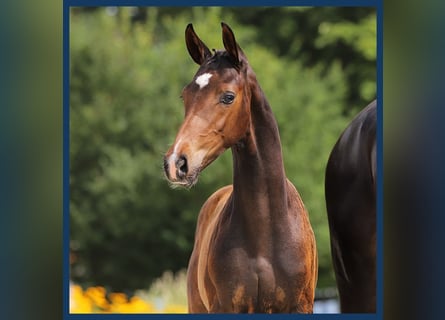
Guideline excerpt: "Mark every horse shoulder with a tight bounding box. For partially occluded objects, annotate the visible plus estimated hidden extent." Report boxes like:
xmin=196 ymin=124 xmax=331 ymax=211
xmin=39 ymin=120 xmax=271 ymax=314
xmin=187 ymin=185 xmax=233 ymax=312
xmin=194 ymin=185 xmax=233 ymax=243
xmin=191 ymin=184 xmax=233 ymax=268
xmin=284 ymin=179 xmax=318 ymax=295
xmin=285 ymin=179 xmax=307 ymax=216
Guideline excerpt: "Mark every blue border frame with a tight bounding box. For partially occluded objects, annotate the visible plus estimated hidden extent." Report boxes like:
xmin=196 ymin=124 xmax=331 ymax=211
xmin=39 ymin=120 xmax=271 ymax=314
xmin=63 ymin=1 xmax=383 ymax=319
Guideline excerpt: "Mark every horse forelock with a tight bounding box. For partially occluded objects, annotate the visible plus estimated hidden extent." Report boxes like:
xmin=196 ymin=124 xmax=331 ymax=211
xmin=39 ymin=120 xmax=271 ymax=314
xmin=199 ymin=50 xmax=245 ymax=72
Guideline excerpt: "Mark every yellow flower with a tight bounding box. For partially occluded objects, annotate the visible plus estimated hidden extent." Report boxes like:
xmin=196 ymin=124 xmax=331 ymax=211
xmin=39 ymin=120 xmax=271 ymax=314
xmin=109 ymin=292 xmax=127 ymax=305
xmin=127 ymin=296 xmax=156 ymax=313
xmin=69 ymin=283 xmax=187 ymax=313
xmin=70 ymin=284 xmax=93 ymax=313
xmin=85 ymin=286 xmax=109 ymax=310
xmin=163 ymin=304 xmax=188 ymax=313
xmin=108 ymin=294 xmax=156 ymax=313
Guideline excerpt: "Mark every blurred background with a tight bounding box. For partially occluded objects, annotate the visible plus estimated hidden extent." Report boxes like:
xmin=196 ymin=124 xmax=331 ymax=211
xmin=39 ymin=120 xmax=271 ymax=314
xmin=69 ymin=6 xmax=376 ymax=313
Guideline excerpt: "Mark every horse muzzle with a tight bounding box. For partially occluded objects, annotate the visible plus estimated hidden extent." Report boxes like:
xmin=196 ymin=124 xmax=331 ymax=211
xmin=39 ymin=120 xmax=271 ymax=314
xmin=163 ymin=153 xmax=199 ymax=188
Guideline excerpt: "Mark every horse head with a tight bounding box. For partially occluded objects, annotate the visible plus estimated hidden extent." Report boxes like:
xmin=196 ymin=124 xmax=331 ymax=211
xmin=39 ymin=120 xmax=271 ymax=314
xmin=164 ymin=23 xmax=253 ymax=188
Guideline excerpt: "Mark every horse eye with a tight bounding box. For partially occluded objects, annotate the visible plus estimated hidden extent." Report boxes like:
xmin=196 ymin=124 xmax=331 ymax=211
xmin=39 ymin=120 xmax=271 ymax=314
xmin=220 ymin=92 xmax=235 ymax=105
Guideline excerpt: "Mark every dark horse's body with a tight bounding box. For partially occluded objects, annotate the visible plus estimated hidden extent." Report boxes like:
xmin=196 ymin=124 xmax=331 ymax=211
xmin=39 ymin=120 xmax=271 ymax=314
xmin=164 ymin=23 xmax=317 ymax=313
xmin=325 ymin=100 xmax=376 ymax=312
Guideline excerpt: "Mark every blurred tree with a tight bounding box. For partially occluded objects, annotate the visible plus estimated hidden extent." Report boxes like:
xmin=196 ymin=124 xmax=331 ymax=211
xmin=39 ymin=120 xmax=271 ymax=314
xmin=72 ymin=6 xmax=376 ymax=113
xmin=70 ymin=7 xmax=235 ymax=292
xmin=223 ymin=7 xmax=376 ymax=114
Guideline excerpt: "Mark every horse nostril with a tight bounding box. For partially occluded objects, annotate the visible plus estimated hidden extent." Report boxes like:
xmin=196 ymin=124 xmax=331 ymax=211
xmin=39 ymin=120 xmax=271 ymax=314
xmin=176 ymin=155 xmax=188 ymax=178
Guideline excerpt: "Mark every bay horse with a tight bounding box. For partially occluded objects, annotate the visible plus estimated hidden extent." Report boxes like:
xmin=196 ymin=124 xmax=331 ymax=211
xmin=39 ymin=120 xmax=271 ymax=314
xmin=163 ymin=23 xmax=317 ymax=313
xmin=325 ymin=100 xmax=376 ymax=312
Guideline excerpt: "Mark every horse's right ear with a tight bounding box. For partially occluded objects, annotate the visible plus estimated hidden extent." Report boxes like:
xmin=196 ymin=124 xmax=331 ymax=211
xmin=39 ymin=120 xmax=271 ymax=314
xmin=185 ymin=24 xmax=211 ymax=65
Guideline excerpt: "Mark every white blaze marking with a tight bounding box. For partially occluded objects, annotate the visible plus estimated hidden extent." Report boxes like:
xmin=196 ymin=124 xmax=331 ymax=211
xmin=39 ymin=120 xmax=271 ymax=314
xmin=167 ymin=138 xmax=182 ymax=179
xmin=173 ymin=138 xmax=182 ymax=157
xmin=195 ymin=73 xmax=212 ymax=89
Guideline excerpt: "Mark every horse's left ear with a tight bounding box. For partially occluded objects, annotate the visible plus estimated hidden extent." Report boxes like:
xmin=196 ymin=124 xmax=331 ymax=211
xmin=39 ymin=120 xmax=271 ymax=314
xmin=221 ymin=22 xmax=242 ymax=66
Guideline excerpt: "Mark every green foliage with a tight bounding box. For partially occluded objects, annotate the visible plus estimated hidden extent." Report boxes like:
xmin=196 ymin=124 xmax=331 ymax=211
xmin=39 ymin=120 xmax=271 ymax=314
xmin=70 ymin=7 xmax=375 ymax=292
xmin=224 ymin=7 xmax=376 ymax=112
xmin=70 ymin=8 xmax=198 ymax=290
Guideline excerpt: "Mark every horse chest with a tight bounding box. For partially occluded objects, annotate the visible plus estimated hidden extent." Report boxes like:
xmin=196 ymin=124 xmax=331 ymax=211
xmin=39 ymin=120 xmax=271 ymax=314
xmin=205 ymin=234 xmax=302 ymax=312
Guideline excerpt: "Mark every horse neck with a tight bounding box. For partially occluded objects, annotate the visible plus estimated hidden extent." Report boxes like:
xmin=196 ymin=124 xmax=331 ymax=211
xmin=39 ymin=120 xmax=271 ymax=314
xmin=230 ymin=71 xmax=288 ymax=227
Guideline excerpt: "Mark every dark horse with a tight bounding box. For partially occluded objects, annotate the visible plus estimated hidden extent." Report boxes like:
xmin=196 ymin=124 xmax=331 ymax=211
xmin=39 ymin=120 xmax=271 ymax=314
xmin=325 ymin=100 xmax=376 ymax=312
xmin=163 ymin=23 xmax=317 ymax=313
